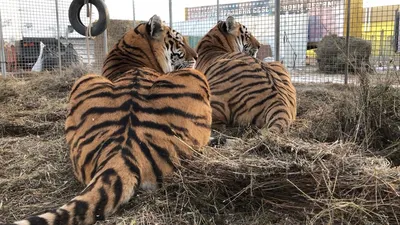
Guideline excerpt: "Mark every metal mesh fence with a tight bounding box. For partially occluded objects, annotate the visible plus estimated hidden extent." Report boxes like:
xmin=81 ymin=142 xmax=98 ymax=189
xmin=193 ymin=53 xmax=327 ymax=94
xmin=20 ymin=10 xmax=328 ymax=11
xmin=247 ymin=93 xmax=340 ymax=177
xmin=0 ymin=0 xmax=399 ymax=84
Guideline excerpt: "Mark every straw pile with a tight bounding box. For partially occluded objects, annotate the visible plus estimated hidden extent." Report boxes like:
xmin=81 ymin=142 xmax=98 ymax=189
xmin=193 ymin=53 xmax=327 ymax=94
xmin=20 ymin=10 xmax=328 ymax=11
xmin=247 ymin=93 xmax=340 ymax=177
xmin=0 ymin=69 xmax=399 ymax=224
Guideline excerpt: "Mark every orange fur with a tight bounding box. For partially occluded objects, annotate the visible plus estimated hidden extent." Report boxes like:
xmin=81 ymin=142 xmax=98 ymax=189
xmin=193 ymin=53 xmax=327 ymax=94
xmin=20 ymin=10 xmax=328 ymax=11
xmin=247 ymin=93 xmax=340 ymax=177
xmin=103 ymin=17 xmax=197 ymax=82
xmin=3 ymin=15 xmax=211 ymax=225
xmin=196 ymin=16 xmax=296 ymax=132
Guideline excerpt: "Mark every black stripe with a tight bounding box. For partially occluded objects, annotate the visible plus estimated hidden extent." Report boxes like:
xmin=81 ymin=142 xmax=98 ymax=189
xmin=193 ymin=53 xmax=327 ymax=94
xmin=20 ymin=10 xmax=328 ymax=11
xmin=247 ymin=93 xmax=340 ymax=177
xmin=121 ymin=39 xmax=158 ymax=70
xmin=248 ymin=92 xmax=279 ymax=112
xmin=174 ymin=72 xmax=209 ymax=91
xmin=93 ymin=187 xmax=108 ymax=221
xmin=146 ymin=92 xmax=205 ymax=101
xmin=231 ymin=96 xmax=256 ymax=121
xmin=210 ymin=69 xmax=263 ymax=87
xmin=122 ymin=155 xmax=141 ymax=179
xmin=53 ymin=208 xmax=70 ymax=225
xmin=72 ymin=200 xmax=89 ymax=225
xmin=235 ymin=81 xmax=269 ymax=92
xmin=27 ymin=217 xmax=49 ymax=225
xmin=212 ymin=60 xmax=250 ymax=77
xmin=268 ymin=109 xmax=290 ymax=125
xmin=153 ymin=80 xmax=186 ymax=88
xmin=137 ymin=120 xmax=179 ymax=137
xmin=121 ymin=147 xmax=138 ymax=162
xmin=251 ymin=108 xmax=265 ymax=125
xmin=100 ymin=168 xmax=117 ymax=185
xmin=79 ymin=101 xmax=131 ymax=122
xmin=91 ymin=145 xmax=121 ymax=179
xmin=82 ymin=136 xmax=124 ymax=176
xmin=134 ymin=104 xmax=206 ymax=120
xmin=71 ymin=91 xmax=133 ymax=116
xmin=79 ymin=137 xmax=111 ymax=182
xmin=73 ymin=83 xmax=114 ymax=99
xmin=211 ymin=100 xmax=229 ymax=123
xmin=208 ymin=61 xmax=250 ymax=83
xmin=128 ymin=128 xmax=163 ymax=184
xmin=95 ymin=153 xmax=119 ymax=177
xmin=81 ymin=168 xmax=115 ymax=196
xmin=227 ymin=86 xmax=253 ymax=105
xmin=134 ymin=23 xmax=144 ymax=34
xmin=229 ymin=90 xmax=259 ymax=111
xmin=263 ymin=99 xmax=284 ymax=117
xmin=268 ymin=120 xmax=284 ymax=132
xmin=73 ymin=83 xmax=131 ymax=100
xmin=113 ymin=176 xmax=123 ymax=208
xmin=212 ymin=84 xmax=237 ymax=96
xmin=204 ymin=59 xmax=231 ymax=79
xmin=147 ymin=141 xmax=175 ymax=168
xmin=69 ymin=76 xmax=98 ymax=99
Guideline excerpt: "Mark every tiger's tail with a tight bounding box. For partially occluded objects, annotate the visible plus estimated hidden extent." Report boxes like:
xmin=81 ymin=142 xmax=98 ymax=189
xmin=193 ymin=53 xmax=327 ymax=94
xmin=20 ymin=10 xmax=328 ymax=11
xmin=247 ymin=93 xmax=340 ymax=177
xmin=4 ymin=154 xmax=140 ymax=225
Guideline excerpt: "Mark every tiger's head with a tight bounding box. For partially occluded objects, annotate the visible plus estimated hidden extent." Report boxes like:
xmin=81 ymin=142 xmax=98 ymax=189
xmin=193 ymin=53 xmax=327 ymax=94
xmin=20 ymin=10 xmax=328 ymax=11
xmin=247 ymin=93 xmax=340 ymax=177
xmin=196 ymin=16 xmax=260 ymax=59
xmin=103 ymin=15 xmax=197 ymax=79
xmin=145 ymin=15 xmax=197 ymax=71
xmin=222 ymin=16 xmax=260 ymax=57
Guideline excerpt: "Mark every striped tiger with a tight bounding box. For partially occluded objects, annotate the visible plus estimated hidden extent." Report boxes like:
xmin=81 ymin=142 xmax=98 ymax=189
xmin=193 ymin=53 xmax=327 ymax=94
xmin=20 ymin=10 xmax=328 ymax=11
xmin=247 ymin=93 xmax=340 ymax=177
xmin=196 ymin=16 xmax=297 ymax=133
xmin=2 ymin=15 xmax=212 ymax=225
xmin=102 ymin=15 xmax=196 ymax=82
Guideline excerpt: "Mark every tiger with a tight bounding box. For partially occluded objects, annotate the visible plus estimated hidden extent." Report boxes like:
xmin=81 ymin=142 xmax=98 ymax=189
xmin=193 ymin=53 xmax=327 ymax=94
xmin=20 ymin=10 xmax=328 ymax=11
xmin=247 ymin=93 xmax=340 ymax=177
xmin=195 ymin=16 xmax=297 ymax=133
xmin=102 ymin=16 xmax=196 ymax=81
xmin=2 ymin=15 xmax=212 ymax=225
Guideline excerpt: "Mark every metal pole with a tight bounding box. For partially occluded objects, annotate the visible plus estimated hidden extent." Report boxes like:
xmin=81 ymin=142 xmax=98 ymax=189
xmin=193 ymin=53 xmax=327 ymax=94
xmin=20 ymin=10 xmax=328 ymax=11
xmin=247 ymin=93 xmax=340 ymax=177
xmin=0 ymin=10 xmax=6 ymax=77
xmin=274 ymin=0 xmax=280 ymax=62
xmin=344 ymin=0 xmax=351 ymax=85
xmin=132 ymin=0 xmax=136 ymax=27
xmin=169 ymin=0 xmax=172 ymax=28
xmin=55 ymin=0 xmax=62 ymax=75
xmin=217 ymin=0 xmax=220 ymax=22
xmin=103 ymin=29 xmax=108 ymax=55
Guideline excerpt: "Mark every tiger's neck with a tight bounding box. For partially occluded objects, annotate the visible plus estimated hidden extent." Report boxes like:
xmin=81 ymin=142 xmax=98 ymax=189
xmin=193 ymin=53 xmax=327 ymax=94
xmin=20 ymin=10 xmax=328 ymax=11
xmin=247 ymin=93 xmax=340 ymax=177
xmin=102 ymin=28 xmax=164 ymax=81
xmin=195 ymin=26 xmax=238 ymax=74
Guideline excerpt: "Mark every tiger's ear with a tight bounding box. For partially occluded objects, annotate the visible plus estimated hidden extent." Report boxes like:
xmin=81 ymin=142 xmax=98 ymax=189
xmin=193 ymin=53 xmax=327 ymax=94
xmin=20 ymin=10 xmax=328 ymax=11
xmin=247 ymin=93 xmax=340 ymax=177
xmin=225 ymin=16 xmax=237 ymax=33
xmin=147 ymin=15 xmax=164 ymax=38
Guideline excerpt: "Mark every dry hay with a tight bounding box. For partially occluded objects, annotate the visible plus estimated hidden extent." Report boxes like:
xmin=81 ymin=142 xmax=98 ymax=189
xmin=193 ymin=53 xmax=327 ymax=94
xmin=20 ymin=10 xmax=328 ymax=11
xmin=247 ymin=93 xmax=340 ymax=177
xmin=1 ymin=70 xmax=400 ymax=224
xmin=294 ymin=81 xmax=400 ymax=165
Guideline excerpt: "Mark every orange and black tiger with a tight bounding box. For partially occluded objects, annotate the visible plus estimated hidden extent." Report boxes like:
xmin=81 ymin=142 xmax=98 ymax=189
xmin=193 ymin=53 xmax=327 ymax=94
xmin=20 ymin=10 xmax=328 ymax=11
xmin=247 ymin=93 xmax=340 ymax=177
xmin=196 ymin=16 xmax=297 ymax=133
xmin=102 ymin=15 xmax=196 ymax=82
xmin=2 ymin=15 xmax=212 ymax=225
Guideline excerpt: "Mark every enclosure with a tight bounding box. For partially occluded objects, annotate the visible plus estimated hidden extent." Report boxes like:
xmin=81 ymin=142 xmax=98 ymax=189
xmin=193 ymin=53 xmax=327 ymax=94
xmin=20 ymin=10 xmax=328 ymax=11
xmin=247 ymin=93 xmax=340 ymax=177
xmin=1 ymin=0 xmax=400 ymax=83
xmin=0 ymin=0 xmax=400 ymax=224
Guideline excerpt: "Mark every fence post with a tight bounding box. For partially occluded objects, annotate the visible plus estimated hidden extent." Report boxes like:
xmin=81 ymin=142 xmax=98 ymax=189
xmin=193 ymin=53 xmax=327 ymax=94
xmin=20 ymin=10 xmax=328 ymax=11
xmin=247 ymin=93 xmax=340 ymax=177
xmin=102 ymin=0 xmax=108 ymax=55
xmin=169 ymin=0 xmax=172 ymax=28
xmin=344 ymin=0 xmax=351 ymax=84
xmin=103 ymin=29 xmax=108 ymax=55
xmin=55 ymin=0 xmax=62 ymax=75
xmin=132 ymin=0 xmax=136 ymax=28
xmin=0 ymin=10 xmax=6 ymax=77
xmin=274 ymin=0 xmax=280 ymax=62
xmin=217 ymin=0 xmax=220 ymax=22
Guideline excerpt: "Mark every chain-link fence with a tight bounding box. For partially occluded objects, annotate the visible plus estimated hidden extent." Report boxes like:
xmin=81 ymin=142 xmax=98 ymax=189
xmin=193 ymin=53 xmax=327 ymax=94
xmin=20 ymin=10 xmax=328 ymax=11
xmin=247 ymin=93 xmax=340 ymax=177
xmin=0 ymin=0 xmax=399 ymax=84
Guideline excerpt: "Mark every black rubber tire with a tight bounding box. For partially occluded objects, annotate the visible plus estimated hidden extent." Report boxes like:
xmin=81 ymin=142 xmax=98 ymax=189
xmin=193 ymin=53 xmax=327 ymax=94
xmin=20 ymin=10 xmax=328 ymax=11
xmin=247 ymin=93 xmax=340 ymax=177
xmin=68 ymin=0 xmax=110 ymax=36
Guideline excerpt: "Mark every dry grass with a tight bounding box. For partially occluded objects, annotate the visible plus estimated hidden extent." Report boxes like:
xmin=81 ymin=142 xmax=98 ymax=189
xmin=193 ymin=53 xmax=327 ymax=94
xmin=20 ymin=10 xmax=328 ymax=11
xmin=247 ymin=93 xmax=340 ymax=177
xmin=0 ymin=69 xmax=400 ymax=224
xmin=294 ymin=79 xmax=400 ymax=164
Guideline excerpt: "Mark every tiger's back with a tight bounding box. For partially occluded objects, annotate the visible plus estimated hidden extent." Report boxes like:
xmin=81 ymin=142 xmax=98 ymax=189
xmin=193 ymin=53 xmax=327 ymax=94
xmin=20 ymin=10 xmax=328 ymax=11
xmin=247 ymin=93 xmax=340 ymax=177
xmin=2 ymin=15 xmax=212 ymax=225
xmin=67 ymin=68 xmax=211 ymax=189
xmin=206 ymin=52 xmax=296 ymax=131
xmin=196 ymin=16 xmax=297 ymax=132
